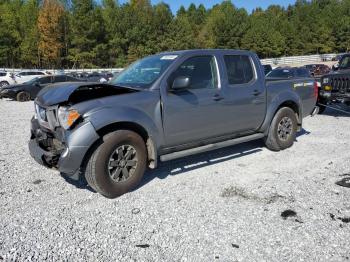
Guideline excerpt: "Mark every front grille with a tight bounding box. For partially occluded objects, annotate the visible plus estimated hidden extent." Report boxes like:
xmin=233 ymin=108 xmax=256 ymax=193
xmin=330 ymin=77 xmax=350 ymax=93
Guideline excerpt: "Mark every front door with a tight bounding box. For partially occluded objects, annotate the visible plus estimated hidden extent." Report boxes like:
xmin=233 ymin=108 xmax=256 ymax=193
xmin=161 ymin=55 xmax=227 ymax=147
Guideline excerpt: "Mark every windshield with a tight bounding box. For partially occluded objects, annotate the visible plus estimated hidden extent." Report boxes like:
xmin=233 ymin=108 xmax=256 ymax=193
xmin=339 ymin=56 xmax=350 ymax=69
xmin=110 ymin=54 xmax=178 ymax=88
xmin=266 ymin=68 xmax=293 ymax=78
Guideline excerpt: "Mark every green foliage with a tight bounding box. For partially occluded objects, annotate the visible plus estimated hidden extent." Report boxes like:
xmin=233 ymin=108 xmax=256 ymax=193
xmin=0 ymin=0 xmax=350 ymax=68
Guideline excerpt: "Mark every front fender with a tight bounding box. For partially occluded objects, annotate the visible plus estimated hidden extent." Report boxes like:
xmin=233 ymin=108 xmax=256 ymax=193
xmin=86 ymin=106 xmax=162 ymax=148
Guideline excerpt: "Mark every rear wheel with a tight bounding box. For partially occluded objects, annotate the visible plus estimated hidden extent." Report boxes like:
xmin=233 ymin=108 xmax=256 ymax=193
xmin=16 ymin=91 xmax=31 ymax=102
xmin=85 ymin=130 xmax=147 ymax=198
xmin=265 ymin=107 xmax=298 ymax=151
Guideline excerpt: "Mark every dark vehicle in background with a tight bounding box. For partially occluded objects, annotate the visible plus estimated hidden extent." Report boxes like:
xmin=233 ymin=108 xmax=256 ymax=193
xmin=263 ymin=64 xmax=273 ymax=75
xmin=304 ymin=64 xmax=331 ymax=77
xmin=0 ymin=75 xmax=80 ymax=102
xmin=28 ymin=49 xmax=318 ymax=198
xmin=319 ymin=54 xmax=350 ymax=113
xmin=332 ymin=54 xmax=346 ymax=62
xmin=266 ymin=67 xmax=311 ymax=80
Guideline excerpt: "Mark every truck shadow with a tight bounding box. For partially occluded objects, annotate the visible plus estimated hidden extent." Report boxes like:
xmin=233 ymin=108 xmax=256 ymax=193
xmin=141 ymin=140 xmax=264 ymax=185
xmin=137 ymin=128 xmax=309 ymax=189
xmin=62 ymin=128 xmax=310 ymax=193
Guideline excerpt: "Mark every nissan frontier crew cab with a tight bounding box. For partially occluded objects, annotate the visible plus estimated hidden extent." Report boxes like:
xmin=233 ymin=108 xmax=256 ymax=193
xmin=29 ymin=50 xmax=318 ymax=198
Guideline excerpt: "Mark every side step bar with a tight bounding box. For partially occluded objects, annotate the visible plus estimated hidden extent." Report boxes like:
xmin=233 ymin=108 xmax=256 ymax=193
xmin=160 ymin=133 xmax=265 ymax=162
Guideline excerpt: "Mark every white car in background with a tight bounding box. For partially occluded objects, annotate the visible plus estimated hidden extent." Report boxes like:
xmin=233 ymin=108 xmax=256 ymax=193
xmin=14 ymin=71 xmax=47 ymax=84
xmin=0 ymin=72 xmax=16 ymax=87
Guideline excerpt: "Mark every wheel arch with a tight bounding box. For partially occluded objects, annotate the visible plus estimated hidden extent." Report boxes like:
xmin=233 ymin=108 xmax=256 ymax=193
xmin=275 ymin=100 xmax=301 ymax=123
xmin=260 ymin=96 xmax=302 ymax=135
xmin=82 ymin=121 xmax=158 ymax=171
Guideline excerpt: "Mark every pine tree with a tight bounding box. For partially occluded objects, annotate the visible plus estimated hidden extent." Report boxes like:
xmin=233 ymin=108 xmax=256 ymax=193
xmin=37 ymin=0 xmax=65 ymax=68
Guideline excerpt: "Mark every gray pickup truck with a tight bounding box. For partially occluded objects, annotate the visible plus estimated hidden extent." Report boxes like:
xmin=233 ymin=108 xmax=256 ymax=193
xmin=29 ymin=50 xmax=318 ymax=198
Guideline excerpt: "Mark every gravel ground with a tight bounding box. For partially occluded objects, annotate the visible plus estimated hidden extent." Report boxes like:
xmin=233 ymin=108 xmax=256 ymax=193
xmin=0 ymin=99 xmax=350 ymax=262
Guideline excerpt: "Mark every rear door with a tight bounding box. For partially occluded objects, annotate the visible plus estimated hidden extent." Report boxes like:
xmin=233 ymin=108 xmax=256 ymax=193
xmin=219 ymin=54 xmax=266 ymax=132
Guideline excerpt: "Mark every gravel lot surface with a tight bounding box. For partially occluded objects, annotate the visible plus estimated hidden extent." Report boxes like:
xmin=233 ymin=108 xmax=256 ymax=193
xmin=0 ymin=99 xmax=350 ymax=262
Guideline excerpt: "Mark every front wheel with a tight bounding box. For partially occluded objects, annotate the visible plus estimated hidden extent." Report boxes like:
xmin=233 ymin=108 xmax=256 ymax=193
xmin=85 ymin=130 xmax=147 ymax=198
xmin=265 ymin=107 xmax=298 ymax=151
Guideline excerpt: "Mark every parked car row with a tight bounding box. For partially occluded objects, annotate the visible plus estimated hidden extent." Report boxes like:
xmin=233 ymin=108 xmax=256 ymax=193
xmin=0 ymin=71 xmax=47 ymax=87
xmin=65 ymin=71 xmax=116 ymax=83
xmin=0 ymin=75 xmax=80 ymax=101
xmin=0 ymin=70 xmax=120 ymax=88
xmin=0 ymin=70 xmax=121 ymax=101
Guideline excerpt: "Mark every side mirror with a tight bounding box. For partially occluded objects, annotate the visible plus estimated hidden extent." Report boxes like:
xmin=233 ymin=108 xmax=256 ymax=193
xmin=172 ymin=76 xmax=190 ymax=90
xmin=35 ymin=82 xmax=41 ymax=86
xmin=332 ymin=64 xmax=339 ymax=71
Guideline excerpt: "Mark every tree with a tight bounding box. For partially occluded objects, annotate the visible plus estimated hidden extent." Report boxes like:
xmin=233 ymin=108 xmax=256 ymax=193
xmin=69 ymin=0 xmax=106 ymax=68
xmin=37 ymin=0 xmax=65 ymax=68
xmin=204 ymin=1 xmax=248 ymax=49
xmin=19 ymin=0 xmax=40 ymax=67
xmin=0 ymin=0 xmax=22 ymax=67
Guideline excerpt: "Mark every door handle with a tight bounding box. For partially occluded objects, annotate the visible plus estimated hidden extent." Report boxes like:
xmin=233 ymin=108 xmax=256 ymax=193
xmin=213 ymin=94 xmax=224 ymax=101
xmin=253 ymin=90 xmax=262 ymax=96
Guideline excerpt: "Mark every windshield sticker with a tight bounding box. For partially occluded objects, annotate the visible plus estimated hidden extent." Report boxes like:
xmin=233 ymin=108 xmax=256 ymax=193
xmin=160 ymin=55 xmax=178 ymax=60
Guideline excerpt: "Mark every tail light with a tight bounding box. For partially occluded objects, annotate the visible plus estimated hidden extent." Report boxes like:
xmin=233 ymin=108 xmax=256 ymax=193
xmin=314 ymin=81 xmax=319 ymax=99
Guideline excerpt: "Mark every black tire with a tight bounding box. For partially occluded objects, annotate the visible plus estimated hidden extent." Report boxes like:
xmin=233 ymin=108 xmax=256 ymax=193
xmin=317 ymin=98 xmax=327 ymax=114
xmin=317 ymin=104 xmax=326 ymax=114
xmin=85 ymin=130 xmax=147 ymax=198
xmin=0 ymin=81 xmax=9 ymax=88
xmin=265 ymin=107 xmax=298 ymax=152
xmin=16 ymin=91 xmax=31 ymax=102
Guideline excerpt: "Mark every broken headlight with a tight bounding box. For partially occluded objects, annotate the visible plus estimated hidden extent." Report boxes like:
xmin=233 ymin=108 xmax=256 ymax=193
xmin=57 ymin=106 xmax=81 ymax=130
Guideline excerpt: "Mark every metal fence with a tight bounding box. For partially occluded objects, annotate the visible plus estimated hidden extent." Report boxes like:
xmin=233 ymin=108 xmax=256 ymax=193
xmin=260 ymin=53 xmax=337 ymax=66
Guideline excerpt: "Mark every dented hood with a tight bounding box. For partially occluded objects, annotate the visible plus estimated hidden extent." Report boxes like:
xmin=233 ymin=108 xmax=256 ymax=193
xmin=36 ymin=82 xmax=138 ymax=106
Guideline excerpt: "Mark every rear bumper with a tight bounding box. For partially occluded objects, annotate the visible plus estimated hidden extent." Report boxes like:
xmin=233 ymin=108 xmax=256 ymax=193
xmin=28 ymin=118 xmax=100 ymax=178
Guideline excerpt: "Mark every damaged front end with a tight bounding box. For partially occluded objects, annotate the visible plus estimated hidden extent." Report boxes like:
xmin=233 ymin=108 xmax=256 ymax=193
xmin=29 ymin=82 xmax=138 ymax=179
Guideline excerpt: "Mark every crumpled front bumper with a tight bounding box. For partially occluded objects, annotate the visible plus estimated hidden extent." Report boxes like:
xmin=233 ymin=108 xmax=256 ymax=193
xmin=28 ymin=117 xmax=100 ymax=179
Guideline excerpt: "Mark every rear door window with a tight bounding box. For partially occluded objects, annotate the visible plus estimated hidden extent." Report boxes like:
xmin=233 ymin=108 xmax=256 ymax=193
xmin=53 ymin=76 xmax=67 ymax=82
xmin=38 ymin=77 xmax=51 ymax=84
xmin=224 ymin=55 xmax=255 ymax=85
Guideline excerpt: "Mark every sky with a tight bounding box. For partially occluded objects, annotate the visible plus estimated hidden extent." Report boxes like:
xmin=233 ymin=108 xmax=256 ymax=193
xmin=119 ymin=0 xmax=297 ymax=13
